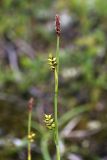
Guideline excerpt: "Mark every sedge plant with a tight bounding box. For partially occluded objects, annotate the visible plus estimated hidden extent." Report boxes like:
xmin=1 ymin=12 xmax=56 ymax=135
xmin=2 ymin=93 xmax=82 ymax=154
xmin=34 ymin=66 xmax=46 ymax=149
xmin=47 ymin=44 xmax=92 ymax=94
xmin=27 ymin=98 xmax=35 ymax=160
xmin=27 ymin=15 xmax=61 ymax=160
xmin=44 ymin=15 xmax=61 ymax=160
xmin=54 ymin=15 xmax=61 ymax=160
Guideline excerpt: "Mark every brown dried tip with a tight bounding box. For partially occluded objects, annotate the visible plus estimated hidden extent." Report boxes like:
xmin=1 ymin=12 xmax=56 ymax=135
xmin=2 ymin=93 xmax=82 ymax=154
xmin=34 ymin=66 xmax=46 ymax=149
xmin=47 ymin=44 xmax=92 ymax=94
xmin=28 ymin=97 xmax=34 ymax=111
xmin=55 ymin=15 xmax=61 ymax=36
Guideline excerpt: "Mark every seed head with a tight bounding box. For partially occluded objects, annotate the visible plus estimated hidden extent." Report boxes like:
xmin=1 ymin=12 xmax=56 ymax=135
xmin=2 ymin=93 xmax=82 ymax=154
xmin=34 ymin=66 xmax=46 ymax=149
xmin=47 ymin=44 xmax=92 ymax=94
xmin=55 ymin=15 xmax=61 ymax=36
xmin=28 ymin=97 xmax=34 ymax=111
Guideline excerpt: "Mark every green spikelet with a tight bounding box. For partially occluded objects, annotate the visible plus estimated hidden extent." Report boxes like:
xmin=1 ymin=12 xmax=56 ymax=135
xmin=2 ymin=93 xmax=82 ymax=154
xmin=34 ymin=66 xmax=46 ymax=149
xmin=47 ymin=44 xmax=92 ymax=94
xmin=48 ymin=54 xmax=57 ymax=71
xmin=28 ymin=132 xmax=36 ymax=142
xmin=44 ymin=114 xmax=55 ymax=130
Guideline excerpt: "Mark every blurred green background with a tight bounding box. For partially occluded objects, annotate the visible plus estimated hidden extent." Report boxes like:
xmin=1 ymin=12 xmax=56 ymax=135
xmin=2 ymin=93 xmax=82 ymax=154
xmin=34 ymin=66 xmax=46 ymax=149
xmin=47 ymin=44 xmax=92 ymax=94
xmin=0 ymin=0 xmax=107 ymax=159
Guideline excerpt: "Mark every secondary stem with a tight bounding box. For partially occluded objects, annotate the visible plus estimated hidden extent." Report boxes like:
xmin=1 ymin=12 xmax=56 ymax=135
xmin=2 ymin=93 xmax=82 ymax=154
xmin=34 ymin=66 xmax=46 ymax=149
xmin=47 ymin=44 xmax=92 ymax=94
xmin=54 ymin=36 xmax=60 ymax=160
xmin=28 ymin=111 xmax=32 ymax=160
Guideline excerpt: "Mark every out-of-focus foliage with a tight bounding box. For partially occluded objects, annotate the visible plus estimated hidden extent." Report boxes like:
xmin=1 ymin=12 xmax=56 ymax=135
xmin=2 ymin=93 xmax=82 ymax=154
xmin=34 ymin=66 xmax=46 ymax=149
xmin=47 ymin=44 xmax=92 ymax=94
xmin=0 ymin=0 xmax=107 ymax=160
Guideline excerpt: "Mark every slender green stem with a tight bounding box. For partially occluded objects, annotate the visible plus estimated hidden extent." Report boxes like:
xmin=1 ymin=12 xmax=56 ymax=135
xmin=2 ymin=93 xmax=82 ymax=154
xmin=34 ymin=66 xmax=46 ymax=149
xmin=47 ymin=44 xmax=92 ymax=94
xmin=54 ymin=36 xmax=60 ymax=160
xmin=28 ymin=111 xmax=32 ymax=160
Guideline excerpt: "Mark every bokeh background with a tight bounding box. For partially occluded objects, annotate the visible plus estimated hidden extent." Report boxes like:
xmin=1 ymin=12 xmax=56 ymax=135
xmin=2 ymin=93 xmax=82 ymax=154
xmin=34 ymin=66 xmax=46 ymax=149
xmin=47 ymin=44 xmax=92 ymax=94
xmin=0 ymin=0 xmax=107 ymax=160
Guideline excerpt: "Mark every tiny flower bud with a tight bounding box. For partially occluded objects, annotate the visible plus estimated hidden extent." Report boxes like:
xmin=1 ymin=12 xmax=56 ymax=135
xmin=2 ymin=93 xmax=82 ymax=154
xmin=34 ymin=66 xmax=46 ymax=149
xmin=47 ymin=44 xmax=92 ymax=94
xmin=28 ymin=132 xmax=36 ymax=142
xmin=51 ymin=123 xmax=55 ymax=128
xmin=28 ymin=97 xmax=34 ymax=111
xmin=55 ymin=15 xmax=61 ymax=36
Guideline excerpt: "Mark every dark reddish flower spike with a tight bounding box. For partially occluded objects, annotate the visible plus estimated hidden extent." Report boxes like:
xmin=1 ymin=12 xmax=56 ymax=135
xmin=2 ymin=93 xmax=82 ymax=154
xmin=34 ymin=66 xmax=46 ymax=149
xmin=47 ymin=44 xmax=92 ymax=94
xmin=28 ymin=97 xmax=34 ymax=111
xmin=55 ymin=15 xmax=61 ymax=36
